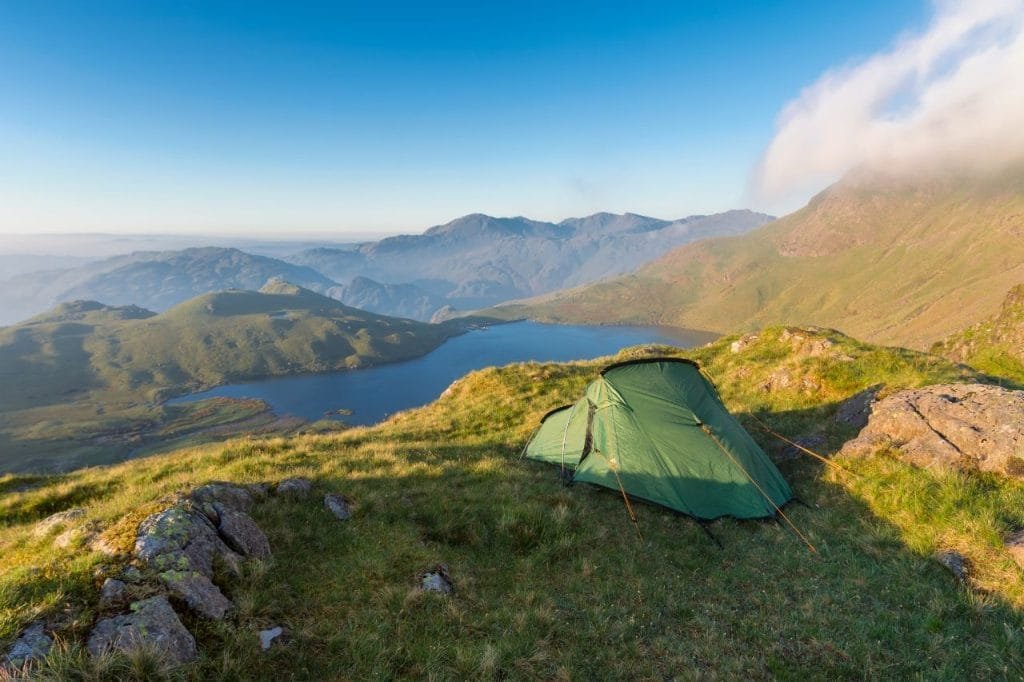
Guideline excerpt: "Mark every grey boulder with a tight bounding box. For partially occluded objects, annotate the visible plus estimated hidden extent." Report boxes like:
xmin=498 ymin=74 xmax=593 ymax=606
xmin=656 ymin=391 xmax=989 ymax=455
xmin=159 ymin=570 xmax=233 ymax=620
xmin=32 ymin=508 xmax=85 ymax=538
xmin=87 ymin=596 xmax=197 ymax=665
xmin=934 ymin=550 xmax=969 ymax=581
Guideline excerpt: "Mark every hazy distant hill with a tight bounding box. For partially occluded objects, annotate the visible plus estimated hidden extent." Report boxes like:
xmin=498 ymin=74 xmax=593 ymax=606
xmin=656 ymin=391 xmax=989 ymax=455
xmin=0 ymin=254 xmax=97 ymax=279
xmin=0 ymin=247 xmax=343 ymax=326
xmin=286 ymin=210 xmax=773 ymax=315
xmin=0 ymin=282 xmax=464 ymax=471
xmin=334 ymin=276 xmax=447 ymax=321
xmin=491 ymin=167 xmax=1024 ymax=349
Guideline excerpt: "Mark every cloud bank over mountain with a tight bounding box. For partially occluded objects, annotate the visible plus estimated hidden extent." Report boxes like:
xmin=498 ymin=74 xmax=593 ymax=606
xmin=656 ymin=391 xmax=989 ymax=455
xmin=753 ymin=0 xmax=1024 ymax=202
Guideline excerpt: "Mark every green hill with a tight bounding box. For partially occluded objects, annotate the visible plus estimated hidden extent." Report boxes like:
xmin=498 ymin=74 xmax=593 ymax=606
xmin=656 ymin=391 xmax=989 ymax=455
xmin=933 ymin=283 xmax=1024 ymax=383
xmin=0 ymin=283 xmax=463 ymax=473
xmin=491 ymin=166 xmax=1024 ymax=349
xmin=8 ymin=328 xmax=1024 ymax=678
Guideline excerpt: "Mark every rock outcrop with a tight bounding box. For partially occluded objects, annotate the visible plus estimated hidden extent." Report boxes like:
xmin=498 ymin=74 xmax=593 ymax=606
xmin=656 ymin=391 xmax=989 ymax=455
xmin=87 ymin=596 xmax=197 ymax=665
xmin=36 ymin=478 xmax=350 ymax=670
xmin=134 ymin=505 xmax=242 ymax=619
xmin=839 ymin=384 xmax=1024 ymax=477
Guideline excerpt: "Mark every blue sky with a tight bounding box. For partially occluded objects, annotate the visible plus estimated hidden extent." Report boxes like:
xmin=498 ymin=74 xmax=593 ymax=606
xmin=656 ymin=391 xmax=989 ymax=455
xmin=0 ymin=1 xmax=928 ymax=235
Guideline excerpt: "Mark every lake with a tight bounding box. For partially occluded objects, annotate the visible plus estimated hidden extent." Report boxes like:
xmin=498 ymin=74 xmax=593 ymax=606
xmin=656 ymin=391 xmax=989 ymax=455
xmin=168 ymin=321 xmax=716 ymax=425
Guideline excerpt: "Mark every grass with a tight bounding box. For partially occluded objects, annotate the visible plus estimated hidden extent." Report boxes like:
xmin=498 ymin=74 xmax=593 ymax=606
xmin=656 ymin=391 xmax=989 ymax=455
xmin=3 ymin=326 xmax=1024 ymax=678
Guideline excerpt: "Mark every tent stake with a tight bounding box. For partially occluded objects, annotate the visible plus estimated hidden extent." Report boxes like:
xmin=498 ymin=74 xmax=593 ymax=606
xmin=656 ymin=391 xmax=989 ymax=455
xmin=698 ymin=522 xmax=724 ymax=549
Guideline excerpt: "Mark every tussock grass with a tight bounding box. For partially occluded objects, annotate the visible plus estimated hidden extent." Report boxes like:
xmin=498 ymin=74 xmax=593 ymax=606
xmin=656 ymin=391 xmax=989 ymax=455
xmin=3 ymin=327 xmax=1024 ymax=677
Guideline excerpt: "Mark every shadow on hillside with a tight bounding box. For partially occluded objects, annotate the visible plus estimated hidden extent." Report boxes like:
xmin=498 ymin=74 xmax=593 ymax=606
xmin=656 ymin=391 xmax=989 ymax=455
xmin=7 ymin=430 xmax=1024 ymax=677
xmin=254 ymin=434 xmax=1024 ymax=676
xmin=0 ymin=477 xmax=122 ymax=526
xmin=976 ymin=371 xmax=1024 ymax=391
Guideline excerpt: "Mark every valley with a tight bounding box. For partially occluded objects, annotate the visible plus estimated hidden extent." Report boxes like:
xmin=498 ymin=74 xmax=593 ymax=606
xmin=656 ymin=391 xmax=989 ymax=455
xmin=0 ymin=282 xmax=468 ymax=472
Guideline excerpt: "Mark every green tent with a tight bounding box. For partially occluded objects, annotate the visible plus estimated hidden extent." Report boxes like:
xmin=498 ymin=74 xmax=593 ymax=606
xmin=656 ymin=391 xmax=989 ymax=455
xmin=525 ymin=358 xmax=792 ymax=521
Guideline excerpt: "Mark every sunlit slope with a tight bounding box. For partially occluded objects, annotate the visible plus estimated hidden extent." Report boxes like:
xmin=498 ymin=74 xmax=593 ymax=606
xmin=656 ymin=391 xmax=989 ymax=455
xmin=8 ymin=328 xmax=1024 ymax=678
xmin=493 ymin=167 xmax=1024 ymax=349
xmin=934 ymin=283 xmax=1024 ymax=382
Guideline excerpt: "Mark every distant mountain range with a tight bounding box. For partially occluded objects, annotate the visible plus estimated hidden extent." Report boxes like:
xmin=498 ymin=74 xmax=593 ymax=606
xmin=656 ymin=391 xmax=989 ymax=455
xmin=489 ymin=166 xmax=1024 ymax=349
xmin=0 ymin=210 xmax=771 ymax=325
xmin=285 ymin=210 xmax=773 ymax=313
xmin=0 ymin=247 xmax=342 ymax=326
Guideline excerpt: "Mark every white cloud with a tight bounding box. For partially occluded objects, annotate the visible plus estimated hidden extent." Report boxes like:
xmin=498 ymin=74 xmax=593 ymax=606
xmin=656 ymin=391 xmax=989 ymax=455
xmin=752 ymin=0 xmax=1024 ymax=202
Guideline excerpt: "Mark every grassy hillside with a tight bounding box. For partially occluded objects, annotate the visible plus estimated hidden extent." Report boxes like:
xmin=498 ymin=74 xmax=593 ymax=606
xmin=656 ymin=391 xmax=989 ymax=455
xmin=0 ymin=283 xmax=463 ymax=473
xmin=9 ymin=328 xmax=1024 ymax=678
xmin=492 ymin=167 xmax=1024 ymax=349
xmin=934 ymin=283 xmax=1024 ymax=384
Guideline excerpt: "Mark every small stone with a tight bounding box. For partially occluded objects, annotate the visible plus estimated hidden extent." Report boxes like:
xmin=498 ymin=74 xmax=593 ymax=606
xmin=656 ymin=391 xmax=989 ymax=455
xmin=89 ymin=533 xmax=122 ymax=557
xmin=324 ymin=493 xmax=352 ymax=521
xmin=32 ymin=508 xmax=85 ymax=537
xmin=215 ymin=504 xmax=271 ymax=559
xmin=276 ymin=478 xmax=312 ymax=499
xmin=934 ymin=550 xmax=968 ymax=581
xmin=259 ymin=626 xmax=285 ymax=651
xmin=87 ymin=596 xmax=196 ymax=665
xmin=99 ymin=578 xmax=129 ymax=609
xmin=2 ymin=622 xmax=52 ymax=669
xmin=420 ymin=565 xmax=453 ymax=594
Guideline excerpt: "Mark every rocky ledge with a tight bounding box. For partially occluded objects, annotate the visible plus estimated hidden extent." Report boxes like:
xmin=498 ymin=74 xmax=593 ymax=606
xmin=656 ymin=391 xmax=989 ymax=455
xmin=839 ymin=383 xmax=1024 ymax=477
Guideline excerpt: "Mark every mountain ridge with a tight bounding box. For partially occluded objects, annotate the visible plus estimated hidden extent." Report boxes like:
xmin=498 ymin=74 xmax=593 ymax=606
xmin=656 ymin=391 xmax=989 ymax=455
xmin=488 ymin=167 xmax=1024 ymax=349
xmin=285 ymin=209 xmax=774 ymax=316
